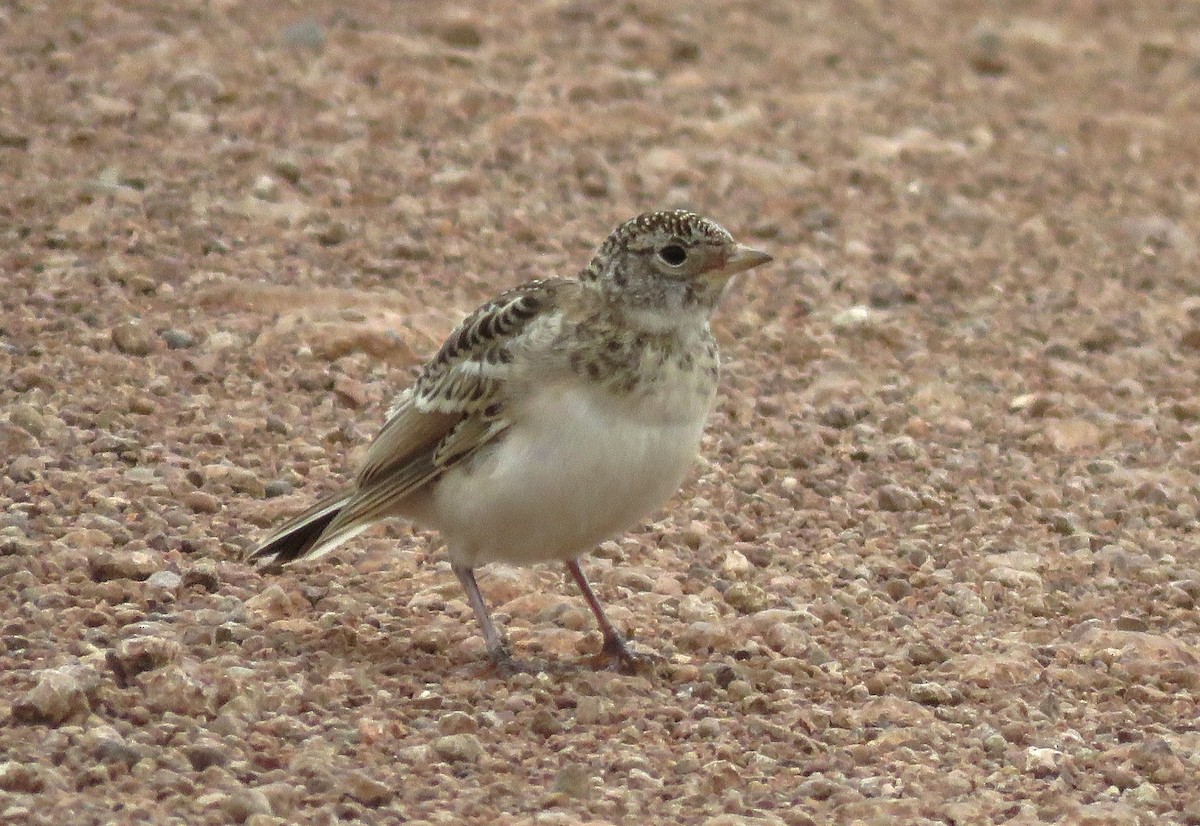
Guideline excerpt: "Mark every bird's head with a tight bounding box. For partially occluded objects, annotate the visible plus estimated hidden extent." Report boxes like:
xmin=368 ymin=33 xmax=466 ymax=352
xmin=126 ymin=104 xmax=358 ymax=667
xmin=582 ymin=210 xmax=772 ymax=329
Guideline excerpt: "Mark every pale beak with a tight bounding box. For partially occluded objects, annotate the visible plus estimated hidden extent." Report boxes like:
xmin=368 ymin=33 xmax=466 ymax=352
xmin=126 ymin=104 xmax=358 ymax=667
xmin=713 ymin=244 xmax=773 ymax=279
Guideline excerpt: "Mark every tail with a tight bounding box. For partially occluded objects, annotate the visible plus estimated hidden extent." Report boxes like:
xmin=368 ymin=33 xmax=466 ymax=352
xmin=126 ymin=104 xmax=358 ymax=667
xmin=248 ymin=489 xmax=363 ymax=567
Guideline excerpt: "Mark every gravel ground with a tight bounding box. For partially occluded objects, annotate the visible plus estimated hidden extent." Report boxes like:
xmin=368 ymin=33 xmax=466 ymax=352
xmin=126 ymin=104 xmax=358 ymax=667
xmin=4 ymin=1 xmax=1200 ymax=824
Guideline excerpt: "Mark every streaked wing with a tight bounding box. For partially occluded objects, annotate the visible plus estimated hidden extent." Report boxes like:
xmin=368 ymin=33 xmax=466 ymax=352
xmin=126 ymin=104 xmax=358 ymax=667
xmin=355 ymin=278 xmax=567 ymax=490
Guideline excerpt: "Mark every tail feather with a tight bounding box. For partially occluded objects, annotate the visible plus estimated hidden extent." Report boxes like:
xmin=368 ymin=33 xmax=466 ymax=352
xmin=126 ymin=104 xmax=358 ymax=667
xmin=248 ymin=490 xmax=354 ymax=566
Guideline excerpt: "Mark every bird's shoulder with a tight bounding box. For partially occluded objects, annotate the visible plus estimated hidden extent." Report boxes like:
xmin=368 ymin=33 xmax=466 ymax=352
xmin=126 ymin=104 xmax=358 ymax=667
xmin=395 ymin=277 xmax=578 ymax=417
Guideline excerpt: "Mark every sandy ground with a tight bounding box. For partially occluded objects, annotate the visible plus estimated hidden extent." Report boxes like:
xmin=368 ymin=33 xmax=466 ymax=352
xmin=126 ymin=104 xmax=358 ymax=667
xmin=3 ymin=0 xmax=1200 ymax=823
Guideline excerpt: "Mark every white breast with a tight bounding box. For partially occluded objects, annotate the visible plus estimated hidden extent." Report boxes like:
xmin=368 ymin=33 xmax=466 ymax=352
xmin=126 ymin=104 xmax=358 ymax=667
xmin=427 ymin=377 xmax=714 ymax=567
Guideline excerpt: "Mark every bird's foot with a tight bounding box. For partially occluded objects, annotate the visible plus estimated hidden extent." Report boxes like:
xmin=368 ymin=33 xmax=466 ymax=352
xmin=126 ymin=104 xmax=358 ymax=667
xmin=487 ymin=645 xmax=538 ymax=677
xmin=592 ymin=634 xmax=658 ymax=674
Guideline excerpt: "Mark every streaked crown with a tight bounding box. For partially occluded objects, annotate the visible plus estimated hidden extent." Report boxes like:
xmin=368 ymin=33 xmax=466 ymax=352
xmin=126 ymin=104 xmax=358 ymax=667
xmin=580 ymin=210 xmax=772 ymax=316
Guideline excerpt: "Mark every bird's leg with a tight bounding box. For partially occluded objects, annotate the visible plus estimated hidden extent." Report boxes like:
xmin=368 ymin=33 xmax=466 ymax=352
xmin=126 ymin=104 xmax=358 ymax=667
xmin=452 ymin=563 xmax=522 ymax=674
xmin=565 ymin=559 xmax=653 ymax=673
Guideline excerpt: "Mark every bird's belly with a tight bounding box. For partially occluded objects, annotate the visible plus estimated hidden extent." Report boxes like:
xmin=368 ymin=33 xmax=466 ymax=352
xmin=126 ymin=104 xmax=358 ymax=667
xmin=428 ymin=383 xmax=710 ymax=566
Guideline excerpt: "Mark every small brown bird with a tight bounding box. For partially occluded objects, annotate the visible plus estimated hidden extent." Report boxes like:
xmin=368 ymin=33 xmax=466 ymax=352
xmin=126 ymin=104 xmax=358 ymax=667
xmin=249 ymin=210 xmax=771 ymax=672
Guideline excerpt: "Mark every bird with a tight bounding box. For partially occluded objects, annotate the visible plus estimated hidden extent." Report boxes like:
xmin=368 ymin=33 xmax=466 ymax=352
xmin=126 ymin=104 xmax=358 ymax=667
xmin=248 ymin=209 xmax=772 ymax=673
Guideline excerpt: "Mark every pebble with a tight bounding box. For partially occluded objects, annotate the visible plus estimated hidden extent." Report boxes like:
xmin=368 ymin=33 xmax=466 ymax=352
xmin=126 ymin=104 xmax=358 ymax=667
xmin=111 ymin=320 xmax=154 ymax=356
xmin=182 ymin=561 xmax=220 ymax=592
xmin=7 ymin=404 xmax=46 ymax=437
xmin=12 ymin=666 xmax=91 ymax=725
xmin=146 ymin=569 xmax=182 ymax=593
xmin=877 ymin=483 xmax=922 ymax=512
xmin=344 ymin=772 xmax=392 ymax=806
xmin=280 ymin=19 xmax=325 ymax=50
xmin=432 ymin=734 xmax=484 ymax=763
xmin=264 ymin=479 xmax=293 ymax=498
xmin=185 ymin=741 xmax=231 ymax=771
xmin=438 ymin=711 xmax=477 ymax=734
xmin=441 ymin=21 xmax=483 ymax=49
xmin=551 ymin=764 xmax=591 ymax=797
xmin=183 ymin=490 xmax=222 ymax=514
xmin=7 ymin=455 xmax=41 ymax=482
xmin=221 ymin=788 xmax=273 ymax=823
xmin=89 ymin=550 xmax=160 ymax=581
xmin=111 ymin=635 xmax=183 ymax=677
xmin=271 ymin=153 xmax=302 ymax=184
xmin=244 ymin=585 xmax=304 ymax=621
xmin=967 ymin=23 xmax=1008 ymax=75
xmin=819 ymin=402 xmax=859 ymax=429
xmin=161 ymin=329 xmax=196 ymax=349
xmin=909 ymin=681 xmax=961 ymax=706
xmin=0 ymin=761 xmax=47 ymax=793
xmin=722 ymin=582 xmax=770 ymax=614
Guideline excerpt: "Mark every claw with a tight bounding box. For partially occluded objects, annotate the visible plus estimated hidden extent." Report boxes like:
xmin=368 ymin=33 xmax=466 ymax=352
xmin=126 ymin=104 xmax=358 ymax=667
xmin=593 ymin=634 xmax=658 ymax=674
xmin=488 ymin=645 xmax=538 ymax=676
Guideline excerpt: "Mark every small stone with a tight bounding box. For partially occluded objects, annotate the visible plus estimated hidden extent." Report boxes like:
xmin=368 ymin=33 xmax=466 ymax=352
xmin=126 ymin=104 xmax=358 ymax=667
xmin=141 ymin=664 xmax=208 ymax=715
xmin=0 ymin=762 xmax=45 ymax=793
xmin=182 ymin=561 xmax=220 ymax=592
xmin=7 ymin=455 xmax=41 ymax=482
xmin=111 ymin=635 xmax=182 ymax=677
xmin=204 ymin=330 xmax=240 ymax=352
xmin=222 ymin=788 xmax=273 ymax=823
xmin=883 ymin=577 xmax=914 ymax=600
xmin=89 ymin=549 xmax=159 ymax=581
xmin=726 ymin=679 xmax=755 ymax=701
xmin=252 ymin=174 xmax=280 ymax=201
xmin=185 ymin=741 xmax=231 ymax=771
xmin=438 ymin=711 xmax=477 ymax=734
xmin=723 ymin=582 xmax=770 ymax=614
xmin=264 ymin=479 xmax=293 ymax=498
xmin=530 ymin=709 xmax=562 ymax=737
xmin=1080 ymin=323 xmax=1121 ymax=352
xmin=830 ymin=305 xmax=877 ymax=330
xmin=344 ymin=772 xmax=392 ymax=806
xmin=7 ymin=404 xmax=46 ymax=437
xmin=183 ymin=491 xmax=221 ymax=514
xmin=313 ymin=220 xmax=349 ymax=246
xmin=967 ymin=23 xmax=1008 ymax=75
xmin=574 ymin=696 xmax=604 ymax=725
xmin=271 ymin=153 xmax=303 ymax=185
xmin=678 ymin=595 xmax=721 ymax=624
xmin=162 ymin=329 xmax=196 ymax=349
xmin=0 ymin=127 xmax=30 ymax=150
xmin=128 ymin=396 xmax=158 ymax=415
xmin=280 ymin=19 xmax=325 ymax=50
xmin=432 ymin=733 xmax=484 ymax=763
xmin=905 ymin=642 xmax=947 ymax=666
xmin=551 ymin=763 xmax=591 ymax=797
xmin=681 ymin=520 xmax=709 ymax=550
xmin=796 ymin=775 xmax=837 ymax=800
xmin=720 ymin=549 xmax=752 ymax=578
xmin=1180 ymin=328 xmax=1200 ymax=350
xmin=819 ymin=402 xmax=858 ymax=429
xmin=983 ymin=731 xmax=1008 ymax=757
xmin=169 ymin=111 xmax=210 ymax=134
xmin=146 ymin=570 xmax=183 ymax=593
xmin=877 ymin=483 xmax=921 ymax=512
xmin=12 ymin=667 xmax=91 ymax=725
xmin=245 ymin=584 xmax=304 ymax=621
xmin=1023 ymin=747 xmax=1063 ymax=778
xmin=112 ymin=320 xmax=154 ymax=356
xmin=909 ymin=681 xmax=960 ymax=706
xmin=441 ymin=20 xmax=483 ymax=49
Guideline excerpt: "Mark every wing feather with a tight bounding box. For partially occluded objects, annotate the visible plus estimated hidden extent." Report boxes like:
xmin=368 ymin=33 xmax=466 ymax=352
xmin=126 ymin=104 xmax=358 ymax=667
xmin=253 ymin=278 xmax=571 ymax=564
xmin=356 ymin=278 xmax=566 ymax=489
xmin=324 ymin=279 xmax=566 ymax=538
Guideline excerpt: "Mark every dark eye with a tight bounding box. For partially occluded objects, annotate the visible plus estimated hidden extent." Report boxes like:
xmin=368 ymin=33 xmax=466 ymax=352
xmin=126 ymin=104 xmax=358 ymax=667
xmin=658 ymin=244 xmax=687 ymax=266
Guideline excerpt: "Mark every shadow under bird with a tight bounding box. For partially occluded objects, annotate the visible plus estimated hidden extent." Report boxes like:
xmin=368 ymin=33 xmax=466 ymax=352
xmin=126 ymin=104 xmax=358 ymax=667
xmin=249 ymin=209 xmax=772 ymax=672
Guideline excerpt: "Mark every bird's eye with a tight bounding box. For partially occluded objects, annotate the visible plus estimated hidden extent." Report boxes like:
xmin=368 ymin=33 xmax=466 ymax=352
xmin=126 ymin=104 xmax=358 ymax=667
xmin=658 ymin=244 xmax=687 ymax=266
